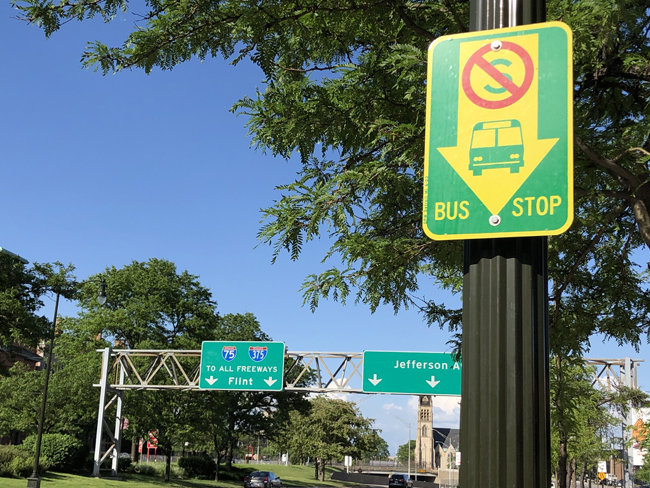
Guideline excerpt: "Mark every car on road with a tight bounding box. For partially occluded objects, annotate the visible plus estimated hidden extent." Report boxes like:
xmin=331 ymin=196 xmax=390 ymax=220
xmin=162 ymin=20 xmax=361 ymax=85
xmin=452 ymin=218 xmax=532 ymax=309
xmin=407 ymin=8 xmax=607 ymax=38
xmin=244 ymin=471 xmax=282 ymax=488
xmin=388 ymin=473 xmax=413 ymax=488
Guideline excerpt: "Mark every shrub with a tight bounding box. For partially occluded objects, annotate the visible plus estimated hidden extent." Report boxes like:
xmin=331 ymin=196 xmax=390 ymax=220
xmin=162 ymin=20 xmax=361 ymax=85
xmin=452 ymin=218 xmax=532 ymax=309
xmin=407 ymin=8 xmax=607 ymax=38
xmin=178 ymin=455 xmax=216 ymax=478
xmin=21 ymin=434 xmax=85 ymax=473
xmin=134 ymin=461 xmax=183 ymax=478
xmin=9 ymin=455 xmax=34 ymax=478
xmin=0 ymin=445 xmax=49 ymax=478
xmin=118 ymin=457 xmax=132 ymax=472
xmin=132 ymin=463 xmax=157 ymax=476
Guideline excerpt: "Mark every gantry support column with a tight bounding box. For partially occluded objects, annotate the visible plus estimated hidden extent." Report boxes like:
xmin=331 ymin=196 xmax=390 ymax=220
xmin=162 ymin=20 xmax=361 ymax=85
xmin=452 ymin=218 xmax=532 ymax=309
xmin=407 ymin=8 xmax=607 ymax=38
xmin=92 ymin=348 xmax=111 ymax=477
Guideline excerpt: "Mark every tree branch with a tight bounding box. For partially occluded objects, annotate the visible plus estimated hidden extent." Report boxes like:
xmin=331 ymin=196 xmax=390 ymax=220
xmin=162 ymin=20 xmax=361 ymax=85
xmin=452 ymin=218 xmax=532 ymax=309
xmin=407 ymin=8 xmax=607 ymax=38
xmin=394 ymin=3 xmax=435 ymax=41
xmin=575 ymin=136 xmax=641 ymax=188
xmin=631 ymin=198 xmax=650 ymax=249
xmin=550 ymin=203 xmax=627 ymax=328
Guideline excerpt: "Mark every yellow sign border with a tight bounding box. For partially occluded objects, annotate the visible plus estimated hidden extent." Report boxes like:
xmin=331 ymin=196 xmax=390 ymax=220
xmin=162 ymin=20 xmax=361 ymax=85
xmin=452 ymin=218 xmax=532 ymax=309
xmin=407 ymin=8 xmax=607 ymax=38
xmin=423 ymin=22 xmax=573 ymax=241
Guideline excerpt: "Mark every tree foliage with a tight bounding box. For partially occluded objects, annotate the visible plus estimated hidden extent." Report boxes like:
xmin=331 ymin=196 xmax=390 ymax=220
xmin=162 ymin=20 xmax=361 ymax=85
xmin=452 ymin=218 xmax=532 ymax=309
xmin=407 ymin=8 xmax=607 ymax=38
xmin=396 ymin=439 xmax=416 ymax=465
xmin=12 ymin=0 xmax=649 ymax=350
xmin=76 ymin=258 xmax=220 ymax=349
xmin=0 ymin=254 xmax=76 ymax=364
xmin=550 ymin=359 xmax=618 ymax=487
xmin=0 ymin=321 xmax=105 ymax=440
xmin=276 ymin=396 xmax=380 ymax=480
xmin=71 ymin=259 xmax=309 ymax=481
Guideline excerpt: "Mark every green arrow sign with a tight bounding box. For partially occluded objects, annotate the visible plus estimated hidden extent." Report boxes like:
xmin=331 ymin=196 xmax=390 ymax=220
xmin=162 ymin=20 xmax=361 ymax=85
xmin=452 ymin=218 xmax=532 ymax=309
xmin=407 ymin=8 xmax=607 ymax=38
xmin=362 ymin=351 xmax=461 ymax=395
xmin=199 ymin=341 xmax=284 ymax=391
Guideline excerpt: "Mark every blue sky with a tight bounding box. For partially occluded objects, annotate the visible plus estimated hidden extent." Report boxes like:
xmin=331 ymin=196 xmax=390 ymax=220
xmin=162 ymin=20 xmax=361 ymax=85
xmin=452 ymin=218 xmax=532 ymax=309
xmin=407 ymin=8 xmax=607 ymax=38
xmin=1 ymin=5 xmax=648 ymax=456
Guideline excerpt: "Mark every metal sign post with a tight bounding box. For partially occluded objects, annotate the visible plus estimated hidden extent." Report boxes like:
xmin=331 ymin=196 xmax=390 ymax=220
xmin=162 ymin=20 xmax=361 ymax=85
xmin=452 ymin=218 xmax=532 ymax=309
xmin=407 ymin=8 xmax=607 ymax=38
xmin=447 ymin=1 xmax=563 ymax=488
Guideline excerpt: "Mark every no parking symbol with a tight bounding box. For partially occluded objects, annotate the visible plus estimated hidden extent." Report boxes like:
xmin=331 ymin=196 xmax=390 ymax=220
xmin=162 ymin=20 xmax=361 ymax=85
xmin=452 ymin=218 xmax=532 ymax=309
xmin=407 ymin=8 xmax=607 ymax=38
xmin=461 ymin=41 xmax=534 ymax=109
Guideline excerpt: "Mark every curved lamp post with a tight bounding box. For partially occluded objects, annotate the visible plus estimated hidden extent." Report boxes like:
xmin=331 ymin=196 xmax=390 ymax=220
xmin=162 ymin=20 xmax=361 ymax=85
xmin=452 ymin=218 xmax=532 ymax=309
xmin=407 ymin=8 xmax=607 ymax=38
xmin=27 ymin=279 xmax=107 ymax=488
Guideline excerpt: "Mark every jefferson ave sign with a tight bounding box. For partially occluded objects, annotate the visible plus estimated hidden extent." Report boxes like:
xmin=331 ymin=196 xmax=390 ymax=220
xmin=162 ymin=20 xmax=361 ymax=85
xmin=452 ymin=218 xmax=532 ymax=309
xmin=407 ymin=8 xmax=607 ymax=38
xmin=199 ymin=341 xmax=284 ymax=391
xmin=362 ymin=351 xmax=461 ymax=395
xmin=423 ymin=22 xmax=573 ymax=239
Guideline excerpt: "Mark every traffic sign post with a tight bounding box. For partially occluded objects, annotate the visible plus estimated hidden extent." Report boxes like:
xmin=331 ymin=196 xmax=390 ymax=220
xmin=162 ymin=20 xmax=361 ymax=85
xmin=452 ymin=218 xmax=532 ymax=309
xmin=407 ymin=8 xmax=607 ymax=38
xmin=423 ymin=22 xmax=573 ymax=240
xmin=362 ymin=351 xmax=461 ymax=395
xmin=199 ymin=341 xmax=284 ymax=391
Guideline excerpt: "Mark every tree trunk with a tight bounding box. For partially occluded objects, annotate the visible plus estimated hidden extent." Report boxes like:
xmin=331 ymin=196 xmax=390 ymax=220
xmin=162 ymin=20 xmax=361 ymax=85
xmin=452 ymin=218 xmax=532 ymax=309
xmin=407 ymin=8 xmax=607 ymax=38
xmin=314 ymin=459 xmax=319 ymax=480
xmin=213 ymin=435 xmax=221 ymax=481
xmin=566 ymin=457 xmax=575 ymax=488
xmin=165 ymin=446 xmax=172 ymax=482
xmin=320 ymin=459 xmax=325 ymax=482
xmin=225 ymin=443 xmax=233 ymax=471
xmin=580 ymin=462 xmax=587 ymax=488
xmin=130 ymin=436 xmax=137 ymax=462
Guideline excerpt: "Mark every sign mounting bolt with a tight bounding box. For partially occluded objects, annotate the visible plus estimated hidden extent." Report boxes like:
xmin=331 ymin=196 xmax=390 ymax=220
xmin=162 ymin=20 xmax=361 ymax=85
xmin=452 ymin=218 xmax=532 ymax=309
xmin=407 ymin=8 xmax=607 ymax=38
xmin=491 ymin=40 xmax=502 ymax=51
xmin=489 ymin=215 xmax=501 ymax=226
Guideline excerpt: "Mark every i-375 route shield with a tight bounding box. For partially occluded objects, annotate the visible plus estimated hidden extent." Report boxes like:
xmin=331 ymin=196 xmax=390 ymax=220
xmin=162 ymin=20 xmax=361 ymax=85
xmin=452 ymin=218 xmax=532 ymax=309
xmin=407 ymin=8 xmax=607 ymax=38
xmin=423 ymin=22 xmax=573 ymax=240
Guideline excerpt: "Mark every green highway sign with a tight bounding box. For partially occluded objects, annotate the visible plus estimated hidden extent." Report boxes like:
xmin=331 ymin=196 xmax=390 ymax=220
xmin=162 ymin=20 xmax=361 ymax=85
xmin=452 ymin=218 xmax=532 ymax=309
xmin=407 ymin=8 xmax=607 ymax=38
xmin=362 ymin=351 xmax=461 ymax=395
xmin=199 ymin=341 xmax=284 ymax=391
xmin=423 ymin=22 xmax=573 ymax=240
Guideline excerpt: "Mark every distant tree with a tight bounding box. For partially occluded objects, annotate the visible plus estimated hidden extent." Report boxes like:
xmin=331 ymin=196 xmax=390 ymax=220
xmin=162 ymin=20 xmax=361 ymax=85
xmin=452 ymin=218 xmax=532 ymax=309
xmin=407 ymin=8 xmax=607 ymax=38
xmin=123 ymin=388 xmax=200 ymax=481
xmin=0 ymin=320 xmax=106 ymax=440
xmin=553 ymin=362 xmax=609 ymax=487
xmin=360 ymin=432 xmax=390 ymax=461
xmin=396 ymin=440 xmax=416 ymax=466
xmin=0 ymin=255 xmax=76 ymax=371
xmin=76 ymin=258 xmax=220 ymax=349
xmin=74 ymin=258 xmax=221 ymax=482
xmin=550 ymin=359 xmax=649 ymax=488
xmin=279 ymin=397 xmax=377 ymax=480
xmin=637 ymin=454 xmax=650 ymax=484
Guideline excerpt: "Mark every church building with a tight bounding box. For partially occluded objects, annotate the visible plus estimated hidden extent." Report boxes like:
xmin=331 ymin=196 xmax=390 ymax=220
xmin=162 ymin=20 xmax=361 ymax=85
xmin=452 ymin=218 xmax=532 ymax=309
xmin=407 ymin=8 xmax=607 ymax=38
xmin=414 ymin=395 xmax=460 ymax=473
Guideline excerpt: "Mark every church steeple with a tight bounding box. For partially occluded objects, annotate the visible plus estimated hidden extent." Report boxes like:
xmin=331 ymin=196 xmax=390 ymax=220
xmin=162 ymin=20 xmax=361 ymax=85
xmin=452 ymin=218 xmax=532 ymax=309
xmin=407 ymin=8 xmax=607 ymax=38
xmin=415 ymin=395 xmax=434 ymax=472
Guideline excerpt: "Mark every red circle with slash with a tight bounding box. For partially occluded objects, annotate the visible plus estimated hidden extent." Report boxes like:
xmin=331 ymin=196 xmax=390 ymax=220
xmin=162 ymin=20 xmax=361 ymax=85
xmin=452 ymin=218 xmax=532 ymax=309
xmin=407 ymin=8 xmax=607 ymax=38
xmin=461 ymin=41 xmax=534 ymax=109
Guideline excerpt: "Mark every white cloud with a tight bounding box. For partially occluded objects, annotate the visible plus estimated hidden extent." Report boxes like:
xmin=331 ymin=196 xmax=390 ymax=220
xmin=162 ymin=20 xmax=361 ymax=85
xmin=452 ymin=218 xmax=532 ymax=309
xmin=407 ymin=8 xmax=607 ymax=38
xmin=433 ymin=396 xmax=460 ymax=415
xmin=407 ymin=396 xmax=419 ymax=414
xmin=433 ymin=396 xmax=461 ymax=428
xmin=382 ymin=403 xmax=403 ymax=411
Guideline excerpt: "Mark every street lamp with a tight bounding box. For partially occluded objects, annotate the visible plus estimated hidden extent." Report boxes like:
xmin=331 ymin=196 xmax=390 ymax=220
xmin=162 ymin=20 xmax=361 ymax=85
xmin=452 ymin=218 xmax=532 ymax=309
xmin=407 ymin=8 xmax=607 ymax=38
xmin=97 ymin=279 xmax=107 ymax=306
xmin=27 ymin=280 xmax=107 ymax=488
xmin=390 ymin=412 xmax=415 ymax=480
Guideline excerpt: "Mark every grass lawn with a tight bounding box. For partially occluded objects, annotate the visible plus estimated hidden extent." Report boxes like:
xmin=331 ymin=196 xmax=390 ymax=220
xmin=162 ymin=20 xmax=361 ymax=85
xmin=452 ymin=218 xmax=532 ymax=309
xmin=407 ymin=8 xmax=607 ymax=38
xmin=0 ymin=464 xmax=360 ymax=488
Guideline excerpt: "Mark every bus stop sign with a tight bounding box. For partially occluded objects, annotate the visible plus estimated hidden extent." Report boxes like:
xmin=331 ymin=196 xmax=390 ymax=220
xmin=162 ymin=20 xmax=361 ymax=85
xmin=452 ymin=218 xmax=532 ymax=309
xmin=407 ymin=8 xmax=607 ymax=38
xmin=423 ymin=22 xmax=573 ymax=240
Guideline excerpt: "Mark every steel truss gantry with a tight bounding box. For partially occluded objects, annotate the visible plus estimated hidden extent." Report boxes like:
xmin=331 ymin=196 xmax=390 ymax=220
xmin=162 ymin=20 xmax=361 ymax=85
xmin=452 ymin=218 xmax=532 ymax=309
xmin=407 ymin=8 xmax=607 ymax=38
xmin=92 ymin=347 xmax=365 ymax=477
xmin=585 ymin=357 xmax=644 ymax=392
xmin=92 ymin=349 xmax=644 ymax=479
xmin=585 ymin=357 xmax=644 ymax=488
